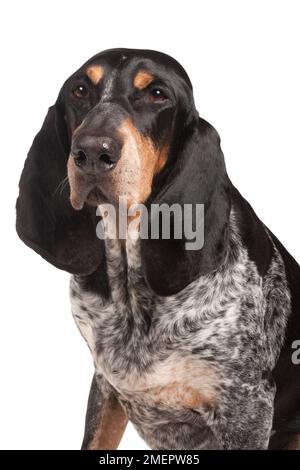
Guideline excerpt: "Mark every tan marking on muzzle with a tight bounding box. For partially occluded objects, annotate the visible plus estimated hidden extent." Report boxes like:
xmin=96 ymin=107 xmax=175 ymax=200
xmin=116 ymin=119 xmax=169 ymax=205
xmin=67 ymin=156 xmax=91 ymax=210
xmin=86 ymin=65 xmax=104 ymax=85
xmin=133 ymin=70 xmax=154 ymax=90
xmin=154 ymin=143 xmax=169 ymax=174
xmin=67 ymin=119 xmax=169 ymax=212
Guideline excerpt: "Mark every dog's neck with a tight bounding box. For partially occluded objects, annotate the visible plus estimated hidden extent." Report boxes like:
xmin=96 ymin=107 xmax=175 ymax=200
xmin=102 ymin=226 xmax=152 ymax=320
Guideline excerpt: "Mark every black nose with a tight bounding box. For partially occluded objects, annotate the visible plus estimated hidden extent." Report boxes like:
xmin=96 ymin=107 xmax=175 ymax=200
xmin=71 ymin=135 xmax=121 ymax=172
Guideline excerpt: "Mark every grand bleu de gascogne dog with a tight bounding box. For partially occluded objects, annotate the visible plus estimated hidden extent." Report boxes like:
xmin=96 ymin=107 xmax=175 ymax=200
xmin=16 ymin=48 xmax=300 ymax=450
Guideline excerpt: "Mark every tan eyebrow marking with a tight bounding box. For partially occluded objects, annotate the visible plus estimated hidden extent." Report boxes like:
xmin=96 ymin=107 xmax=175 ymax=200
xmin=133 ymin=70 xmax=154 ymax=90
xmin=86 ymin=65 xmax=104 ymax=85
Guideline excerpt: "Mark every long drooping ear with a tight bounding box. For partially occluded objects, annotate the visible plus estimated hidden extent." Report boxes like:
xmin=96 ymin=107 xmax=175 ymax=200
xmin=141 ymin=117 xmax=231 ymax=296
xmin=16 ymin=102 xmax=104 ymax=275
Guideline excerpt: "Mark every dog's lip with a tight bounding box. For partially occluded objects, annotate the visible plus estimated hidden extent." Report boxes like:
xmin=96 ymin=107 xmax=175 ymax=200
xmin=70 ymin=183 xmax=109 ymax=210
xmin=70 ymin=189 xmax=89 ymax=210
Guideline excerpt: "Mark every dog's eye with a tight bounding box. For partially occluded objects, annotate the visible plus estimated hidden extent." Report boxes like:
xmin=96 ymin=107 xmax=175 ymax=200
xmin=148 ymin=88 xmax=167 ymax=101
xmin=72 ymin=84 xmax=89 ymax=99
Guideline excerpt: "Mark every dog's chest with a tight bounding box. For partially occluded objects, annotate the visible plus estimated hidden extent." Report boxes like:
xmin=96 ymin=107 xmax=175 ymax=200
xmin=70 ymin=238 xmax=230 ymax=405
xmin=68 ymin=227 xmax=291 ymax=449
xmin=70 ymin=235 xmax=288 ymax=415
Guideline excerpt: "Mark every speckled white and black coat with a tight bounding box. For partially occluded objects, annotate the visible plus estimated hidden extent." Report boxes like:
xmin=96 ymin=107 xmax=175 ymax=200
xmin=70 ymin=211 xmax=292 ymax=450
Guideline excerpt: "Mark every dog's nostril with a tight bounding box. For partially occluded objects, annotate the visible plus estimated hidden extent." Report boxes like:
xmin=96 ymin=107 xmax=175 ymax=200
xmin=99 ymin=153 xmax=114 ymax=167
xmin=74 ymin=150 xmax=87 ymax=167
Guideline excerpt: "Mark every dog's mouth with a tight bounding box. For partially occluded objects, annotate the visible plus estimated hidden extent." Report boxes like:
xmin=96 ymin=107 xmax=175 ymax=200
xmin=67 ymin=155 xmax=112 ymax=210
xmin=86 ymin=187 xmax=108 ymax=206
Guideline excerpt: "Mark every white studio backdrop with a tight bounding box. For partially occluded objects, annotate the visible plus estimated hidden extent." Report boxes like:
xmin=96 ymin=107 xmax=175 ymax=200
xmin=0 ymin=0 xmax=299 ymax=449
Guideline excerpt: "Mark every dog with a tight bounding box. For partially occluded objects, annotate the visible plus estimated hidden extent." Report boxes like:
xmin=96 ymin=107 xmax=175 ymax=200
xmin=16 ymin=48 xmax=300 ymax=450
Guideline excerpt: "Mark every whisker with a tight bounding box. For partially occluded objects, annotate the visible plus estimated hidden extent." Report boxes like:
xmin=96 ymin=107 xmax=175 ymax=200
xmin=53 ymin=176 xmax=69 ymax=197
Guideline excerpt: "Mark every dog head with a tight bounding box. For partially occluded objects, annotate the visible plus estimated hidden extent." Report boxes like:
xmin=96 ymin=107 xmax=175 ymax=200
xmin=16 ymin=49 xmax=230 ymax=294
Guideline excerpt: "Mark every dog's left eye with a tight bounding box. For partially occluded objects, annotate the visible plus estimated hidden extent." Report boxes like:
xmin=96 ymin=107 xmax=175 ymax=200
xmin=148 ymin=88 xmax=167 ymax=101
xmin=72 ymin=84 xmax=89 ymax=99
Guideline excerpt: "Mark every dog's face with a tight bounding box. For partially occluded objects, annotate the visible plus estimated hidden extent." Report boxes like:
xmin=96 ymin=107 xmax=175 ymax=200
xmin=59 ymin=49 xmax=195 ymax=209
xmin=17 ymin=48 xmax=230 ymax=294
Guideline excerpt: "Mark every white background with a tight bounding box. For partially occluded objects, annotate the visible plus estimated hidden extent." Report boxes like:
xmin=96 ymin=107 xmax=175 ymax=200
xmin=1 ymin=0 xmax=299 ymax=450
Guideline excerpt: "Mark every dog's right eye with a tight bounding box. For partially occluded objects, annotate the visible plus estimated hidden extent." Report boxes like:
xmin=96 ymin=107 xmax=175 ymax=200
xmin=72 ymin=84 xmax=89 ymax=99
